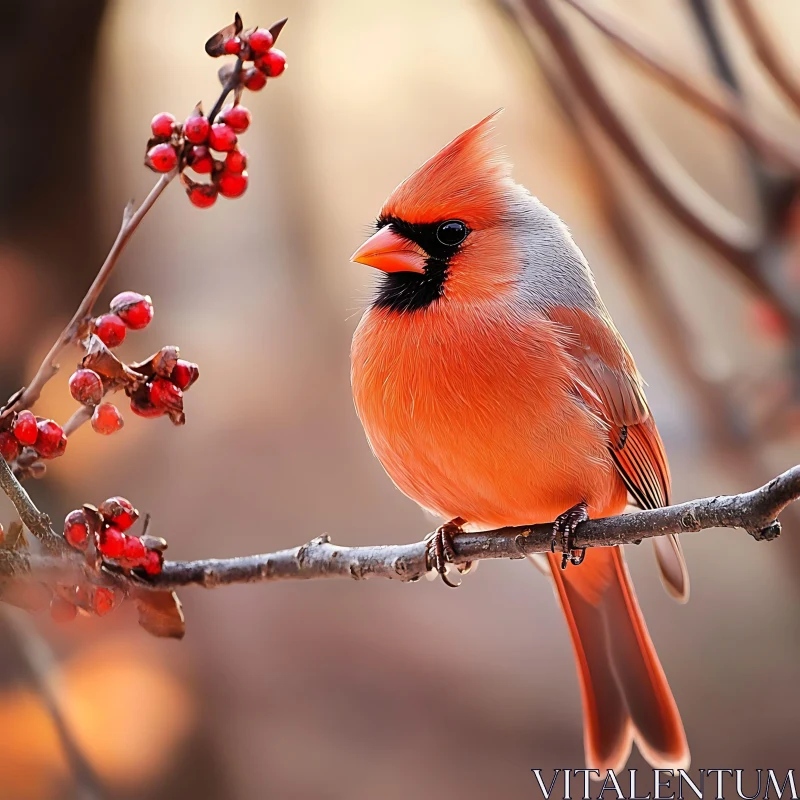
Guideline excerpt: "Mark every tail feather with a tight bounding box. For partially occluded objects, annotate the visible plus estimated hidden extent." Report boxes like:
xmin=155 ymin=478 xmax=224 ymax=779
xmin=548 ymin=547 xmax=689 ymax=771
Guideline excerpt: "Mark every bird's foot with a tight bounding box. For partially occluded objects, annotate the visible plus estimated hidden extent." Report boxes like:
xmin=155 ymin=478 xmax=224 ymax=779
xmin=551 ymin=502 xmax=589 ymax=570
xmin=425 ymin=517 xmax=470 ymax=588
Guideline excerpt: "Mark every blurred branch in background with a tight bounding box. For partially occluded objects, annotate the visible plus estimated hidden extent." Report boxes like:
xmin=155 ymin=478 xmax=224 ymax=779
xmin=495 ymin=0 xmax=800 ymax=564
xmin=1 ymin=611 xmax=104 ymax=800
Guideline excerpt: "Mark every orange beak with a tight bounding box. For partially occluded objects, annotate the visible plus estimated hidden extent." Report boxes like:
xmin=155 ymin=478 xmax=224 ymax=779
xmin=350 ymin=226 xmax=426 ymax=274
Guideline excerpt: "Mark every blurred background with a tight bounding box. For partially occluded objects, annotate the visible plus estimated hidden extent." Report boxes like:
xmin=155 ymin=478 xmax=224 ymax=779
xmin=1 ymin=0 xmax=799 ymax=797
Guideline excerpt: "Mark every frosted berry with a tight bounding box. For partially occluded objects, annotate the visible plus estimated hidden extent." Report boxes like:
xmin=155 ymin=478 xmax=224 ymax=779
xmin=243 ymin=67 xmax=267 ymax=91
xmin=110 ymin=291 xmax=153 ymax=330
xmin=143 ymin=549 xmax=163 ymax=576
xmin=98 ymin=496 xmax=139 ymax=532
xmin=13 ymin=410 xmax=38 ymax=446
xmin=69 ymin=368 xmax=103 ymax=406
xmin=150 ymin=112 xmax=176 ymax=138
xmin=92 ymin=587 xmax=119 ymax=617
xmin=218 ymin=170 xmax=248 ymax=199
xmin=64 ymin=509 xmax=91 ymax=550
xmin=248 ymin=27 xmax=274 ymax=55
xmin=184 ymin=113 xmax=210 ymax=144
xmin=224 ymin=36 xmax=242 ymax=55
xmin=172 ymin=360 xmax=200 ymax=391
xmin=0 ymin=431 xmax=20 ymax=462
xmin=225 ymin=149 xmax=247 ymax=174
xmin=91 ymin=403 xmax=124 ymax=436
xmin=188 ymin=145 xmax=214 ymax=174
xmin=208 ymin=123 xmax=237 ymax=152
xmin=123 ymin=534 xmax=146 ymax=563
xmin=146 ymin=143 xmax=178 ymax=173
xmin=258 ymin=48 xmax=286 ymax=77
xmin=50 ymin=596 xmax=77 ymax=624
xmin=95 ymin=314 xmax=126 ymax=348
xmin=149 ymin=378 xmax=183 ymax=412
xmin=35 ymin=419 xmax=67 ymax=459
xmin=220 ymin=104 xmax=251 ymax=133
xmin=98 ymin=525 xmax=125 ymax=559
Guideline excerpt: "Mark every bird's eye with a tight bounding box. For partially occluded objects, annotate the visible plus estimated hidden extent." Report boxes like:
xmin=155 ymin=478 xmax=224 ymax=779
xmin=436 ymin=220 xmax=468 ymax=246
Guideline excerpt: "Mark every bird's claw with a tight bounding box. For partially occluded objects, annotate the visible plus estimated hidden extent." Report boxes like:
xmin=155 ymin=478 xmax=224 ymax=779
xmin=426 ymin=517 xmax=470 ymax=588
xmin=552 ymin=502 xmax=589 ymax=570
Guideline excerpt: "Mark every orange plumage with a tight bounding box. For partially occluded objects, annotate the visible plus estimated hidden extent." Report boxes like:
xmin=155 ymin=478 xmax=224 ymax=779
xmin=350 ymin=113 xmax=689 ymax=771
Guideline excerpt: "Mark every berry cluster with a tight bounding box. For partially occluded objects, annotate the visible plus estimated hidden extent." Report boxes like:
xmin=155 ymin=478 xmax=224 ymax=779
xmin=63 ymin=496 xmax=163 ymax=575
xmin=50 ymin=495 xmax=169 ymax=623
xmin=0 ymin=410 xmax=66 ymax=463
xmin=69 ymin=291 xmax=199 ymax=432
xmin=144 ymin=17 xmax=287 ymax=209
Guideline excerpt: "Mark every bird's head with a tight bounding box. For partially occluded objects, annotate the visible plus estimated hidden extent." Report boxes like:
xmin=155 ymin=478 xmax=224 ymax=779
xmin=351 ymin=111 xmax=526 ymax=313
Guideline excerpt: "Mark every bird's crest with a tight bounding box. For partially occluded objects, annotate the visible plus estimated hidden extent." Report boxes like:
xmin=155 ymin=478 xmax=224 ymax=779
xmin=381 ymin=110 xmax=513 ymax=227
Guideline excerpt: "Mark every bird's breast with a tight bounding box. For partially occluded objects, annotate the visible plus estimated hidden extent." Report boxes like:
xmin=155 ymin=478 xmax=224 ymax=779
xmin=351 ymin=302 xmax=624 ymax=527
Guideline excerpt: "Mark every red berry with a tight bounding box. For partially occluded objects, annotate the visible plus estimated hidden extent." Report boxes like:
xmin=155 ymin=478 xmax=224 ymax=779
xmin=258 ymin=48 xmax=286 ymax=77
xmin=172 ymin=360 xmax=200 ymax=391
xmin=35 ymin=419 xmax=67 ymax=459
xmin=50 ymin=596 xmax=77 ymax=624
xmin=98 ymin=496 xmax=139 ymax=532
xmin=146 ymin=142 xmax=178 ymax=173
xmin=243 ymin=67 xmax=267 ymax=91
xmin=13 ymin=410 xmax=38 ymax=446
xmin=208 ymin=123 xmax=237 ymax=152
xmin=91 ymin=403 xmax=124 ymax=436
xmin=220 ymin=104 xmax=251 ymax=134
xmin=184 ymin=113 xmax=210 ymax=144
xmin=110 ymin=291 xmax=153 ymax=330
xmin=149 ymin=378 xmax=183 ymax=412
xmin=188 ymin=145 xmax=214 ymax=174
xmin=69 ymin=368 xmax=103 ymax=406
xmin=248 ymin=27 xmax=274 ymax=55
xmin=143 ymin=549 xmax=163 ymax=576
xmin=223 ymin=36 xmax=242 ymax=55
xmin=150 ymin=112 xmax=176 ymax=138
xmin=98 ymin=525 xmax=125 ymax=558
xmin=218 ymin=170 xmax=248 ymax=199
xmin=187 ymin=183 xmax=218 ymax=208
xmin=64 ymin=509 xmax=91 ymax=550
xmin=94 ymin=314 xmax=126 ymax=348
xmin=0 ymin=431 xmax=20 ymax=462
xmin=225 ymin=149 xmax=247 ymax=174
xmin=122 ymin=535 xmax=146 ymax=563
xmin=92 ymin=587 xmax=120 ymax=617
xmin=130 ymin=396 xmax=166 ymax=418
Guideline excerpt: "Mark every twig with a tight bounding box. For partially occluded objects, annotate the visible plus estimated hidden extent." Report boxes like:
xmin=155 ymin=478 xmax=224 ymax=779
xmin=0 ymin=455 xmax=63 ymax=553
xmin=559 ymin=0 xmax=800 ymax=173
xmin=728 ymin=0 xmax=800 ymax=117
xmin=6 ymin=173 xmax=175 ymax=415
xmin=2 ymin=610 xmax=104 ymax=800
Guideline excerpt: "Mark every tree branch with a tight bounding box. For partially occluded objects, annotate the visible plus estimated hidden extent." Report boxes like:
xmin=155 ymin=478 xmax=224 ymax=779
xmin=132 ymin=465 xmax=799 ymax=589
xmin=559 ymin=0 xmax=800 ymax=172
xmin=728 ymin=0 xmax=800 ymax=117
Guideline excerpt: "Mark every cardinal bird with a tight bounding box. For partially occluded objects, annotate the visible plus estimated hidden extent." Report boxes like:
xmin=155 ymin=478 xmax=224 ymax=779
xmin=349 ymin=112 xmax=690 ymax=772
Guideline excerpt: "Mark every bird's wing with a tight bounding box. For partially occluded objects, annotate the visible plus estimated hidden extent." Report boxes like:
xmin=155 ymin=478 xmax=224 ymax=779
xmin=547 ymin=306 xmax=689 ymax=602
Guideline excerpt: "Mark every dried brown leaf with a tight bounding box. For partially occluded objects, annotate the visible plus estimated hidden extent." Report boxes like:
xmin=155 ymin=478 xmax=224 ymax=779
xmin=205 ymin=12 xmax=244 ymax=57
xmin=132 ymin=589 xmax=185 ymax=639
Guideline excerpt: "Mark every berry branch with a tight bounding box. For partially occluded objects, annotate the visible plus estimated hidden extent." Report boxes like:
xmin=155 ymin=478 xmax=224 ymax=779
xmin=0 ymin=13 xmax=289 ymax=637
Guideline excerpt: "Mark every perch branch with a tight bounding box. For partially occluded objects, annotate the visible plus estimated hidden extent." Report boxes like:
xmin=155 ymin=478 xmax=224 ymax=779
xmin=106 ymin=465 xmax=800 ymax=588
xmin=0 ymin=466 xmax=797 ymax=590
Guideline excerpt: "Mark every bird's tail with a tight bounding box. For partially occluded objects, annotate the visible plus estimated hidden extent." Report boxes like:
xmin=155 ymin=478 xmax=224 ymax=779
xmin=547 ymin=546 xmax=689 ymax=772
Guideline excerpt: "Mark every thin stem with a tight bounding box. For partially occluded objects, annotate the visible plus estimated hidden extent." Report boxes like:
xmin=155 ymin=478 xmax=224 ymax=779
xmin=11 ymin=173 xmax=175 ymax=414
